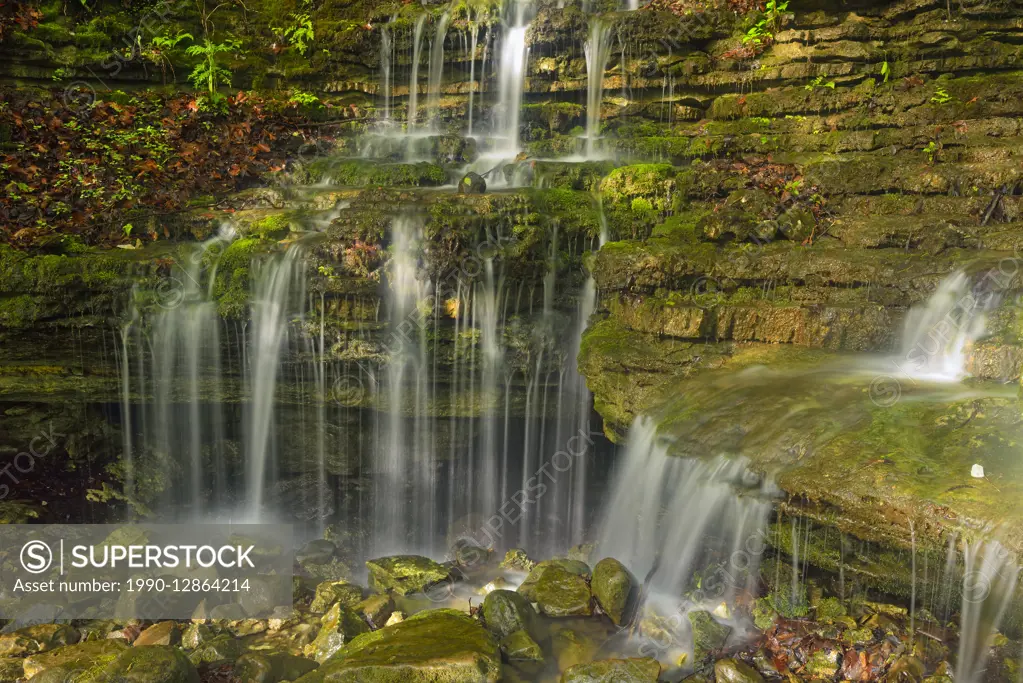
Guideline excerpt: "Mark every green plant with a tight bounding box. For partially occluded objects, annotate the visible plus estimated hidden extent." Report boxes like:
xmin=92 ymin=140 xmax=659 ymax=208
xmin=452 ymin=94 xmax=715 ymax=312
xmin=805 ymin=75 xmax=836 ymax=91
xmin=122 ymin=223 xmax=134 ymax=237
xmin=288 ymin=90 xmax=321 ymax=107
xmin=146 ymin=30 xmax=193 ymax=83
xmin=930 ymin=87 xmax=953 ymax=105
xmin=880 ymin=59 xmax=890 ymax=83
xmin=784 ymin=179 xmax=802 ymax=196
xmin=186 ymin=38 xmax=237 ymax=101
xmin=923 ymin=140 xmax=940 ymax=162
xmin=275 ymin=12 xmax=314 ymax=56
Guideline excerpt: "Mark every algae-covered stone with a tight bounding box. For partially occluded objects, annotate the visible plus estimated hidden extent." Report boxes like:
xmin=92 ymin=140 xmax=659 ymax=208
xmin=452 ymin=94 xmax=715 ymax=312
xmin=187 ymin=636 xmax=244 ymax=666
xmin=0 ymin=658 xmax=22 ymax=683
xmin=365 ymin=555 xmax=450 ymax=595
xmin=715 ymin=658 xmax=765 ymax=683
xmin=0 ymin=624 xmax=80 ymax=656
xmin=311 ymin=609 xmax=500 ymax=682
xmin=499 ymin=549 xmax=534 ymax=572
xmin=688 ymin=610 xmax=730 ymax=660
xmin=804 ymin=648 xmax=840 ymax=678
xmin=179 ymin=624 xmax=218 ymax=650
xmin=93 ymin=645 xmax=200 ymax=683
xmin=234 ymin=652 xmax=318 ymax=683
xmin=560 ymin=657 xmax=660 ymax=682
xmin=591 ymin=558 xmax=636 ymax=626
xmin=550 ymin=629 xmax=600 ymax=672
xmin=814 ymin=597 xmax=847 ymax=622
xmin=459 ymin=172 xmax=487 ymax=195
xmin=305 ymin=602 xmax=370 ymax=663
xmin=517 ymin=564 xmax=592 ymax=617
xmin=354 ymin=593 xmax=394 ymax=629
xmin=23 ymin=640 xmax=129 ymax=679
xmin=499 ymin=630 xmax=543 ymax=663
xmin=310 ymin=581 xmax=363 ymax=613
xmin=482 ymin=590 xmax=536 ymax=639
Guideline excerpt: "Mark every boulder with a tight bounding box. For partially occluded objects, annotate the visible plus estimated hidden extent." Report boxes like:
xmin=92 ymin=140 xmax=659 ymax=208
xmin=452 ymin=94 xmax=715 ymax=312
xmin=133 ymin=622 xmax=179 ymax=647
xmin=591 ymin=558 xmax=637 ymax=626
xmin=482 ymin=590 xmax=537 ymax=640
xmin=517 ymin=564 xmax=592 ymax=617
xmin=365 ymin=555 xmax=450 ymax=596
xmin=310 ymin=581 xmax=363 ymax=613
xmin=307 ymin=609 xmax=500 ymax=683
xmin=561 ymin=657 xmax=660 ymax=682
xmin=550 ymin=629 xmax=599 ymax=672
xmin=458 ymin=172 xmax=487 ymax=195
xmin=0 ymin=624 xmax=80 ymax=656
xmin=715 ymin=658 xmax=766 ymax=683
xmin=304 ymin=602 xmax=370 ymax=663
xmin=92 ymin=645 xmax=199 ymax=683
xmin=499 ymin=549 xmax=534 ymax=572
xmin=179 ymin=624 xmax=220 ymax=650
xmin=354 ymin=594 xmax=394 ymax=629
xmin=688 ymin=610 xmax=730 ymax=660
xmin=22 ymin=640 xmax=129 ymax=680
xmin=234 ymin=652 xmax=318 ymax=683
xmin=186 ymin=636 xmax=244 ymax=666
xmin=0 ymin=658 xmax=23 ymax=683
xmin=499 ymin=630 xmax=543 ymax=664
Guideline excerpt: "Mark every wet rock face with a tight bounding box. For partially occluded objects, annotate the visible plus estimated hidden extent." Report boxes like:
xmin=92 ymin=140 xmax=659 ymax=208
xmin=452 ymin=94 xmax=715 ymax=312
xmin=517 ymin=562 xmax=593 ymax=617
xmin=591 ymin=558 xmax=636 ymax=626
xmin=22 ymin=639 xmax=129 ymax=680
xmin=365 ymin=555 xmax=451 ymax=596
xmin=560 ymin=657 xmax=660 ymax=682
xmin=305 ymin=602 xmax=372 ymax=663
xmin=91 ymin=645 xmax=200 ymax=683
xmin=308 ymin=609 xmax=501 ymax=683
xmin=481 ymin=590 xmax=537 ymax=640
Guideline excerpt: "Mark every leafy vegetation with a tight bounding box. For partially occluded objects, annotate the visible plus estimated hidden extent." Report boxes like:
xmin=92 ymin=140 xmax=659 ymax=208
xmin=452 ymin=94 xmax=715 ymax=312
xmin=186 ymin=38 xmax=238 ymax=107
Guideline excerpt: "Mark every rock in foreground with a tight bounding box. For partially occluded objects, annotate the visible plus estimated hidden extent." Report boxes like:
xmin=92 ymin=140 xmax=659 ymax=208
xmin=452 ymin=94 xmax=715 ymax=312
xmin=365 ymin=555 xmax=450 ymax=595
xmin=561 ymin=657 xmax=660 ymax=682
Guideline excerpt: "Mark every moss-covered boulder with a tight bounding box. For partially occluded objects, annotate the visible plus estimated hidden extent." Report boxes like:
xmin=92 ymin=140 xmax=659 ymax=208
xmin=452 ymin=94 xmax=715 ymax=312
xmin=0 ymin=658 xmax=22 ymax=682
xmin=560 ymin=657 xmax=660 ymax=682
xmin=715 ymin=658 xmax=766 ymax=683
xmin=186 ymin=635 xmax=245 ymax=666
xmin=93 ymin=645 xmax=200 ymax=683
xmin=22 ymin=640 xmax=129 ymax=680
xmin=499 ymin=549 xmax=535 ymax=572
xmin=310 ymin=581 xmax=364 ymax=613
xmin=365 ymin=555 xmax=451 ymax=596
xmin=498 ymin=629 xmax=543 ymax=664
xmin=305 ymin=609 xmax=500 ymax=682
xmin=234 ymin=652 xmax=318 ymax=683
xmin=305 ymin=602 xmax=371 ymax=663
xmin=354 ymin=593 xmax=394 ymax=629
xmin=688 ymin=610 xmax=730 ymax=660
xmin=517 ymin=563 xmax=592 ymax=617
xmin=482 ymin=590 xmax=537 ymax=639
xmin=0 ymin=624 xmax=80 ymax=657
xmin=591 ymin=558 xmax=637 ymax=626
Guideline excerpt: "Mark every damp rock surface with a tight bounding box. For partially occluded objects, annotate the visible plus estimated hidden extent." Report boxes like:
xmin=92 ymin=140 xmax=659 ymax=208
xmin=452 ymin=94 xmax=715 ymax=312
xmin=365 ymin=555 xmax=451 ymax=596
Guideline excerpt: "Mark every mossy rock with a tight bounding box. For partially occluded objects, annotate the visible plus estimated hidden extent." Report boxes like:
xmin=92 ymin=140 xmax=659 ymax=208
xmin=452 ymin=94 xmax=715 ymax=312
xmin=304 ymin=609 xmax=500 ymax=682
xmin=0 ymin=624 xmax=80 ymax=657
xmin=482 ymin=590 xmax=537 ymax=640
xmin=354 ymin=593 xmax=394 ymax=629
xmin=560 ymin=657 xmax=660 ymax=682
xmin=234 ymin=652 xmax=318 ymax=683
xmin=305 ymin=602 xmax=371 ymax=663
xmin=92 ymin=646 xmax=199 ymax=683
xmin=688 ymin=610 xmax=730 ymax=660
xmin=310 ymin=581 xmax=364 ymax=613
xmin=187 ymin=636 xmax=244 ymax=666
xmin=591 ymin=558 xmax=637 ymax=626
xmin=499 ymin=549 xmax=535 ymax=572
xmin=22 ymin=640 xmax=129 ymax=680
xmin=0 ymin=658 xmax=22 ymax=683
xmin=517 ymin=563 xmax=592 ymax=617
xmin=498 ymin=629 xmax=543 ymax=663
xmin=550 ymin=629 xmax=600 ymax=672
xmin=714 ymin=658 xmax=765 ymax=683
xmin=365 ymin=555 xmax=451 ymax=596
xmin=308 ymin=159 xmax=447 ymax=188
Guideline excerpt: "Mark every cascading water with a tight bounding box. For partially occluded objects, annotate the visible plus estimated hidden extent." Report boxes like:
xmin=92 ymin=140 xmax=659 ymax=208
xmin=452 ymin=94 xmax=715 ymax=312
xmin=584 ymin=18 xmax=613 ymax=158
xmin=244 ymin=242 xmax=308 ymax=518
xmin=379 ymin=20 xmax=394 ymax=122
xmin=955 ymin=541 xmax=1019 ymax=683
xmin=493 ymin=0 xmax=532 ymax=157
xmin=407 ymin=14 xmax=428 ymax=131
xmin=597 ymin=416 xmax=777 ymax=598
xmin=426 ymin=10 xmax=451 ymax=130
xmin=895 ymin=269 xmax=999 ymax=381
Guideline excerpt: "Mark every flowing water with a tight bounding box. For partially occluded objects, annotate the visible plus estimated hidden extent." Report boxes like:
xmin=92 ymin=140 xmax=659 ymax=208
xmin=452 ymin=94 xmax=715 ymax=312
xmin=584 ymin=17 xmax=613 ymax=158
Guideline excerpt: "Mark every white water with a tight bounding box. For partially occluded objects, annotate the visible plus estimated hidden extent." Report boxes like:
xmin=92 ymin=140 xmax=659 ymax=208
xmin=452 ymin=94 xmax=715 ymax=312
xmin=584 ymin=18 xmax=613 ymax=158
xmin=494 ymin=0 xmax=533 ymax=157
xmin=955 ymin=540 xmax=1019 ymax=683
xmin=426 ymin=11 xmax=452 ymax=130
xmin=896 ymin=270 xmax=998 ymax=381
xmin=379 ymin=20 xmax=394 ymax=122
xmin=406 ymin=14 xmax=428 ymax=131
xmin=597 ymin=416 xmax=776 ymax=597
xmin=245 ymin=242 xmax=308 ymax=517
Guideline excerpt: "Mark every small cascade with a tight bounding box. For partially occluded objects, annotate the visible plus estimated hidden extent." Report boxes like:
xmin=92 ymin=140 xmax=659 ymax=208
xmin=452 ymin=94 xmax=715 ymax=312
xmin=955 ymin=541 xmax=1019 ymax=683
xmin=244 ymin=242 xmax=309 ymax=518
xmin=426 ymin=10 xmax=452 ymax=129
xmin=597 ymin=416 xmax=776 ymax=598
xmin=407 ymin=14 xmax=429 ymax=131
xmin=584 ymin=17 xmax=613 ymax=158
xmin=494 ymin=0 xmax=533 ymax=156
xmin=466 ymin=11 xmax=483 ymax=136
xmin=897 ymin=270 xmax=999 ymax=381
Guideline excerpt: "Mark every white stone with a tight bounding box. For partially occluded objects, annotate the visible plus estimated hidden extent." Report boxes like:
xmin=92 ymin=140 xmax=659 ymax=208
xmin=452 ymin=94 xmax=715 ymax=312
xmin=971 ymin=464 xmax=985 ymax=478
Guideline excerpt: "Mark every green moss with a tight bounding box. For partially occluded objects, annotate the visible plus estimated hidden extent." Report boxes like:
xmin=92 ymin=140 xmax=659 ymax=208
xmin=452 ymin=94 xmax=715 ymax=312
xmin=210 ymin=238 xmax=274 ymax=319
xmin=309 ymin=160 xmax=447 ymax=187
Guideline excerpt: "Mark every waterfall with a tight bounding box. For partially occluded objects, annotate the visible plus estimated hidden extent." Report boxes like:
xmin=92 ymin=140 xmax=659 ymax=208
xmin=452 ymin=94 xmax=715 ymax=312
xmin=466 ymin=13 xmax=481 ymax=136
xmin=597 ymin=416 xmax=776 ymax=598
xmin=379 ymin=20 xmax=394 ymax=121
xmin=955 ymin=541 xmax=1019 ymax=683
xmin=495 ymin=0 xmax=532 ymax=156
xmin=426 ymin=10 xmax=451 ymax=130
xmin=584 ymin=17 xmax=613 ymax=159
xmin=244 ymin=243 xmax=308 ymax=518
xmin=896 ymin=270 xmax=1000 ymax=381
xmin=407 ymin=14 xmax=428 ymax=130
